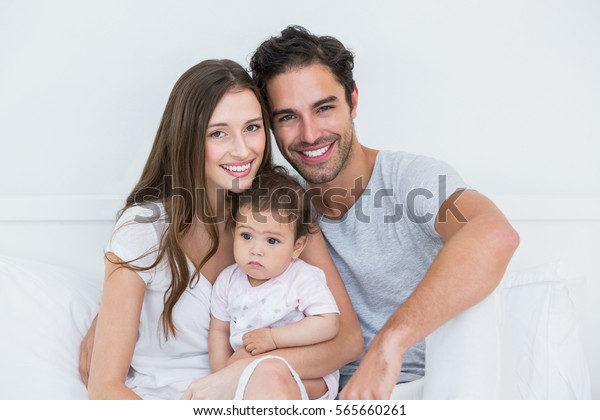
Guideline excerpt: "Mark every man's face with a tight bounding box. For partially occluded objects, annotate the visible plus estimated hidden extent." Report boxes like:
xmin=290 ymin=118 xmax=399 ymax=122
xmin=266 ymin=64 xmax=357 ymax=185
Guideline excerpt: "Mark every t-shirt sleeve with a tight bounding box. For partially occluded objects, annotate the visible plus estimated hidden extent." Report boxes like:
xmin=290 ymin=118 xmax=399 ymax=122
xmin=210 ymin=265 xmax=235 ymax=322
xmin=104 ymin=205 xmax=164 ymax=285
xmin=292 ymin=263 xmax=340 ymax=316
xmin=401 ymin=156 xmax=470 ymax=240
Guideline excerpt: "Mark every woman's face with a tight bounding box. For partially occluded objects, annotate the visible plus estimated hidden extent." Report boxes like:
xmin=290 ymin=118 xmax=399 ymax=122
xmin=204 ymin=89 xmax=266 ymax=194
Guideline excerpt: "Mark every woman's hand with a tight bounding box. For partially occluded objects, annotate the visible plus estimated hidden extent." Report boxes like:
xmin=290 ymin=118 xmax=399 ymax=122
xmin=79 ymin=315 xmax=98 ymax=387
xmin=181 ymin=359 xmax=252 ymax=400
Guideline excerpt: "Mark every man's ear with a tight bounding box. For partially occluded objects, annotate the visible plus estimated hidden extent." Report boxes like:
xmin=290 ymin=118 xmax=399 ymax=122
xmin=351 ymin=83 xmax=358 ymax=119
xmin=292 ymin=235 xmax=308 ymax=259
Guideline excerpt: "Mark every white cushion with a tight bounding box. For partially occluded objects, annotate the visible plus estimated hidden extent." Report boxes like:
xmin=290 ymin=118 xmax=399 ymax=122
xmin=0 ymin=255 xmax=101 ymax=399
xmin=423 ymin=261 xmax=591 ymax=399
xmin=423 ymin=287 xmax=500 ymax=399
xmin=498 ymin=262 xmax=591 ymax=399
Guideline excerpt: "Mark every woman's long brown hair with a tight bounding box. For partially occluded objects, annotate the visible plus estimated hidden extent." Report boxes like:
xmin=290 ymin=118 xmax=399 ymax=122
xmin=111 ymin=59 xmax=273 ymax=339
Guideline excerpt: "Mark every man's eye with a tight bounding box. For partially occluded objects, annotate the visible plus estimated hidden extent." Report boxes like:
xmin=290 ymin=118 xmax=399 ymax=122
xmin=209 ymin=130 xmax=225 ymax=139
xmin=280 ymin=115 xmax=294 ymax=122
xmin=318 ymin=105 xmax=332 ymax=112
xmin=267 ymin=238 xmax=279 ymax=245
xmin=242 ymin=233 xmax=252 ymax=240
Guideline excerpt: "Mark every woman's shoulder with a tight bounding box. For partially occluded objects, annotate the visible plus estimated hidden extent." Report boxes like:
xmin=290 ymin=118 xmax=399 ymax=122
xmin=116 ymin=202 xmax=167 ymax=226
xmin=106 ymin=203 xmax=168 ymax=280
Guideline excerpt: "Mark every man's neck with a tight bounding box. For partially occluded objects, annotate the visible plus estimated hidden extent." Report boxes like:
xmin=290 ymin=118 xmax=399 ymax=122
xmin=308 ymin=143 xmax=379 ymax=220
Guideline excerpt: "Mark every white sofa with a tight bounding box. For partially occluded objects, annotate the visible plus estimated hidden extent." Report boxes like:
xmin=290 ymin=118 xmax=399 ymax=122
xmin=0 ymin=255 xmax=591 ymax=399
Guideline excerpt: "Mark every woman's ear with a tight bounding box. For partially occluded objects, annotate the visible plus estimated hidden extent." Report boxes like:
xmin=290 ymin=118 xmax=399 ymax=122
xmin=291 ymin=235 xmax=308 ymax=259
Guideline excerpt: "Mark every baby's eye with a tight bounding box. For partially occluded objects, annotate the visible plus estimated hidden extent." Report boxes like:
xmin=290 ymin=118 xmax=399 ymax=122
xmin=209 ymin=130 xmax=226 ymax=139
xmin=267 ymin=238 xmax=279 ymax=245
xmin=241 ymin=233 xmax=252 ymax=240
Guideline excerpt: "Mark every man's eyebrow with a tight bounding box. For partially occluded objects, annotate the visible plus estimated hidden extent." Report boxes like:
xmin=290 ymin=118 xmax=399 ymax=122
xmin=271 ymin=96 xmax=339 ymax=118
xmin=313 ymin=96 xmax=338 ymax=109
xmin=271 ymin=107 xmax=294 ymax=118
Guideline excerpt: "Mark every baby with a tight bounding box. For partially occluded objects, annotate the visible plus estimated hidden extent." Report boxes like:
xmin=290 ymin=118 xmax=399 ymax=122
xmin=209 ymin=169 xmax=340 ymax=399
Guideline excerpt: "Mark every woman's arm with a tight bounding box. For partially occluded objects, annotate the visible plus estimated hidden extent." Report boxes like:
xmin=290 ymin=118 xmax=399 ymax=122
xmin=87 ymin=253 xmax=145 ymax=399
xmin=79 ymin=315 xmax=97 ymax=386
xmin=208 ymin=316 xmax=234 ymax=372
xmin=243 ymin=313 xmax=339 ymax=354
xmin=268 ymin=230 xmax=363 ymax=379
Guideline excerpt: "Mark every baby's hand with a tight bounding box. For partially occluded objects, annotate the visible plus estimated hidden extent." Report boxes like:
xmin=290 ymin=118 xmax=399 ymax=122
xmin=242 ymin=328 xmax=277 ymax=355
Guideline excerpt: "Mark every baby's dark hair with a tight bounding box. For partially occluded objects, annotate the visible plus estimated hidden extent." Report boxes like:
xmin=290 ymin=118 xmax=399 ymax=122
xmin=229 ymin=167 xmax=317 ymax=240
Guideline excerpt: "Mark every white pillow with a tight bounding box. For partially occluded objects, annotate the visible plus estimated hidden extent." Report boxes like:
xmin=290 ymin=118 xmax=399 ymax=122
xmin=423 ymin=284 xmax=501 ymax=399
xmin=0 ymin=255 xmax=102 ymax=399
xmin=498 ymin=262 xmax=591 ymax=399
xmin=422 ymin=261 xmax=591 ymax=399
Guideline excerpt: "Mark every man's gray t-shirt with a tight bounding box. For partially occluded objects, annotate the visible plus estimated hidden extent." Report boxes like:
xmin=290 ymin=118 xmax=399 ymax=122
xmin=317 ymin=150 xmax=469 ymax=388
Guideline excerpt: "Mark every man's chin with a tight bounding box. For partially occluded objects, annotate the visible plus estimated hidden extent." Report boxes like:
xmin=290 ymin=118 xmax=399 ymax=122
xmin=295 ymin=166 xmax=338 ymax=185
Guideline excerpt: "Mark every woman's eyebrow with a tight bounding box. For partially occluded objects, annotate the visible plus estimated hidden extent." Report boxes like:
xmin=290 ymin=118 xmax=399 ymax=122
xmin=208 ymin=116 xmax=262 ymax=129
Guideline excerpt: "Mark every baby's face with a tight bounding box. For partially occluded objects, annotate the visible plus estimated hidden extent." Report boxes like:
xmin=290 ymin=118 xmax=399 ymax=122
xmin=233 ymin=206 xmax=305 ymax=283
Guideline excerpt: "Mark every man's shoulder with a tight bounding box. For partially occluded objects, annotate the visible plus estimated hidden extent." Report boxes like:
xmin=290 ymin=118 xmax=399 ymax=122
xmin=378 ymin=150 xmax=446 ymax=170
xmin=376 ymin=150 xmax=458 ymax=185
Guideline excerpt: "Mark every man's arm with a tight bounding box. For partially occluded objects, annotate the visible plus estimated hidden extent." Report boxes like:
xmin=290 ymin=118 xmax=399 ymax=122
xmin=339 ymin=190 xmax=520 ymax=399
xmin=242 ymin=313 xmax=340 ymax=355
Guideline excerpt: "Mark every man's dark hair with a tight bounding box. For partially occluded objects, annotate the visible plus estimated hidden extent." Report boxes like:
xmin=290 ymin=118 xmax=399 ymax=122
xmin=229 ymin=167 xmax=317 ymax=240
xmin=249 ymin=25 xmax=355 ymax=111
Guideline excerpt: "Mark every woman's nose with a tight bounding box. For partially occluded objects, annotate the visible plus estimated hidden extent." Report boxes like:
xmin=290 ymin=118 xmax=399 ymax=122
xmin=230 ymin=133 xmax=250 ymax=159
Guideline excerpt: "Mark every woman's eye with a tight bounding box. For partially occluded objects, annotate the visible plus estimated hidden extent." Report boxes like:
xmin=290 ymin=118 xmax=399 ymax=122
xmin=246 ymin=124 xmax=260 ymax=132
xmin=209 ymin=130 xmax=225 ymax=139
xmin=267 ymin=238 xmax=279 ymax=245
xmin=242 ymin=233 xmax=252 ymax=240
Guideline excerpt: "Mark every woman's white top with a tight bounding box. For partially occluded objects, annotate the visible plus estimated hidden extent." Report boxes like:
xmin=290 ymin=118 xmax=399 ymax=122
xmin=105 ymin=203 xmax=211 ymax=399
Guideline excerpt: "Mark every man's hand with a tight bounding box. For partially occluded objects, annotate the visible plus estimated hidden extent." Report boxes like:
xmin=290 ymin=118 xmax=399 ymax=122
xmin=79 ymin=315 xmax=98 ymax=387
xmin=242 ymin=328 xmax=276 ymax=355
xmin=339 ymin=330 xmax=403 ymax=400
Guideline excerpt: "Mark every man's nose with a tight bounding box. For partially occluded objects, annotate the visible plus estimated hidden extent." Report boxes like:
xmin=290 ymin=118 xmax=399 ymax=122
xmin=301 ymin=116 xmax=320 ymax=144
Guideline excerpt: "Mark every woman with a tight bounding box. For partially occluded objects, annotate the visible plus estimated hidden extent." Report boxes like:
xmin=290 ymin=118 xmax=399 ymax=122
xmin=84 ymin=59 xmax=363 ymax=399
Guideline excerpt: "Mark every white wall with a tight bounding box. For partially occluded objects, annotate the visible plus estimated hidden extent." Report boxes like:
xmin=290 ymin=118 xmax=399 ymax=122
xmin=1 ymin=0 xmax=598 ymax=398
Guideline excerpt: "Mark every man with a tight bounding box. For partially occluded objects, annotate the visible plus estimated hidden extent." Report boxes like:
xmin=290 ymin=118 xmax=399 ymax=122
xmin=249 ymin=25 xmax=519 ymax=399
